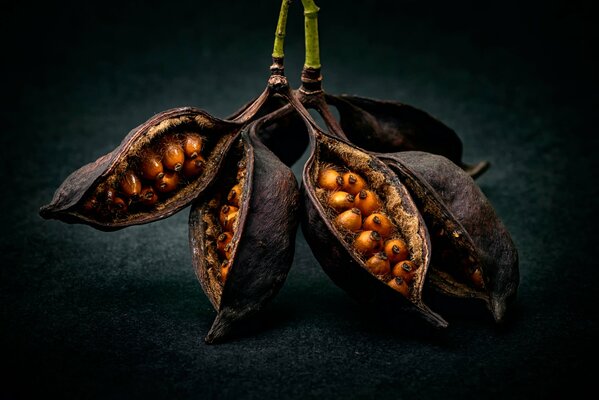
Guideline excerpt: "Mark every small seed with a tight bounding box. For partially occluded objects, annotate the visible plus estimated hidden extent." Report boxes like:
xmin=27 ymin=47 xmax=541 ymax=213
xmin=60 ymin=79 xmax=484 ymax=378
xmin=328 ymin=191 xmax=355 ymax=212
xmin=217 ymin=232 xmax=234 ymax=258
xmin=163 ymin=142 xmax=185 ymax=171
xmin=388 ymin=276 xmax=409 ymax=297
xmin=227 ymin=184 xmax=243 ymax=207
xmin=365 ymin=252 xmax=391 ymax=275
xmin=105 ymin=188 xmax=116 ymax=204
xmin=220 ymin=205 xmax=239 ymax=231
xmin=182 ymin=156 xmax=205 ymax=178
xmin=318 ymin=168 xmax=343 ymax=190
xmin=119 ymin=170 xmax=142 ymax=198
xmin=335 ymin=208 xmax=362 ymax=232
xmin=222 ymin=211 xmax=238 ymax=232
xmin=362 ymin=213 xmax=393 ymax=237
xmin=110 ymin=196 xmax=127 ymax=213
xmin=220 ymin=261 xmax=230 ymax=282
xmin=155 ymin=171 xmax=180 ymax=193
xmin=384 ymin=239 xmax=409 ymax=264
xmin=81 ymin=196 xmax=98 ymax=213
xmin=341 ymin=172 xmax=366 ymax=195
xmin=183 ymin=133 xmax=203 ymax=159
xmin=470 ymin=268 xmax=485 ymax=289
xmin=354 ymin=230 xmax=383 ymax=256
xmin=139 ymin=151 xmax=164 ymax=180
xmin=355 ymin=190 xmax=381 ymax=216
xmin=392 ymin=260 xmax=417 ymax=283
xmin=140 ymin=186 xmax=158 ymax=206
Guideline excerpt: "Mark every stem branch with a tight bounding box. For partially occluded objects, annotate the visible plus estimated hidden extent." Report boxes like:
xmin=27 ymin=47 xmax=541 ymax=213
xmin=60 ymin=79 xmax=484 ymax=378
xmin=272 ymin=0 xmax=292 ymax=59
xmin=300 ymin=0 xmax=321 ymax=69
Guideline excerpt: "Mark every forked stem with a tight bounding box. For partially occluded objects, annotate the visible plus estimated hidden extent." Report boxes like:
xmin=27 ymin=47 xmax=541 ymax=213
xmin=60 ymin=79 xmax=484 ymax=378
xmin=272 ymin=0 xmax=291 ymax=61
xmin=300 ymin=0 xmax=321 ymax=69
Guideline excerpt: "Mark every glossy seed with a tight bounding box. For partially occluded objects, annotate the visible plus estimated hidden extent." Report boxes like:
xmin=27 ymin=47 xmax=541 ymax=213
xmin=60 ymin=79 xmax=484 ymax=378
xmin=217 ymin=232 xmax=234 ymax=258
xmin=140 ymin=186 xmax=158 ymax=206
xmin=365 ymin=252 xmax=391 ymax=275
xmin=183 ymin=133 xmax=203 ymax=159
xmin=470 ymin=268 xmax=485 ymax=289
xmin=341 ymin=172 xmax=366 ymax=195
xmin=227 ymin=184 xmax=243 ymax=207
xmin=155 ymin=171 xmax=180 ymax=193
xmin=222 ymin=211 xmax=238 ymax=232
xmin=328 ymin=191 xmax=355 ymax=212
xmin=392 ymin=260 xmax=417 ymax=283
xmin=119 ymin=170 xmax=142 ymax=198
xmin=318 ymin=168 xmax=343 ymax=190
xmin=388 ymin=276 xmax=410 ymax=297
xmin=182 ymin=156 xmax=205 ymax=178
xmin=335 ymin=208 xmax=362 ymax=232
xmin=139 ymin=151 xmax=164 ymax=180
xmin=355 ymin=190 xmax=381 ymax=216
xmin=354 ymin=230 xmax=383 ymax=256
xmin=384 ymin=239 xmax=409 ymax=264
xmin=163 ymin=142 xmax=185 ymax=171
xmin=110 ymin=196 xmax=127 ymax=213
xmin=81 ymin=196 xmax=98 ymax=213
xmin=362 ymin=213 xmax=393 ymax=237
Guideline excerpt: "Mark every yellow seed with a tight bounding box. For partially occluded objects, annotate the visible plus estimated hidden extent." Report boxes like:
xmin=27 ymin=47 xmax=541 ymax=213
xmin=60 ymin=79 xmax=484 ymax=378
xmin=341 ymin=172 xmax=367 ymax=195
xmin=217 ymin=232 xmax=234 ymax=258
xmin=227 ymin=184 xmax=243 ymax=207
xmin=335 ymin=208 xmax=362 ymax=232
xmin=328 ymin=191 xmax=355 ymax=212
xmin=318 ymin=168 xmax=343 ymax=190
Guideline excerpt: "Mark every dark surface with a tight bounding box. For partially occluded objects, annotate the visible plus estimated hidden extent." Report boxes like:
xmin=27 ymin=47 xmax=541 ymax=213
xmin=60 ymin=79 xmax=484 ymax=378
xmin=2 ymin=0 xmax=597 ymax=398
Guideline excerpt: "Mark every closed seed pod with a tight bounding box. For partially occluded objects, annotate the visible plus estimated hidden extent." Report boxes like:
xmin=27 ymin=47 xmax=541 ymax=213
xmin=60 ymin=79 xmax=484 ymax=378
xmin=335 ymin=208 xmax=362 ymax=232
xmin=341 ymin=172 xmax=366 ymax=195
xmin=380 ymin=151 xmax=519 ymax=323
xmin=355 ymin=189 xmax=381 ymax=216
xmin=189 ymin=125 xmax=300 ymax=344
xmin=325 ymin=94 xmax=490 ymax=179
xmin=363 ymin=213 xmax=393 ymax=237
xmin=299 ymin=110 xmax=447 ymax=327
xmin=328 ymin=191 xmax=355 ymax=212
xmin=39 ymin=107 xmax=243 ymax=231
xmin=183 ymin=133 xmax=203 ymax=159
xmin=384 ymin=239 xmax=409 ymax=264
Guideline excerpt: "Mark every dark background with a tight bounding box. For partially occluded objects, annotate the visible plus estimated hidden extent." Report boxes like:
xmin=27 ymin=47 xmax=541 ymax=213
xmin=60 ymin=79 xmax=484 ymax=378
xmin=2 ymin=0 xmax=597 ymax=398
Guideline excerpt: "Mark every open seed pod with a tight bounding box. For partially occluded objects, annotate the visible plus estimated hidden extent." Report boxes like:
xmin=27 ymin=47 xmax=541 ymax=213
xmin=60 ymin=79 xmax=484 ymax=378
xmin=189 ymin=122 xmax=300 ymax=343
xmin=325 ymin=94 xmax=489 ymax=179
xmin=299 ymin=113 xmax=447 ymax=327
xmin=39 ymin=107 xmax=244 ymax=230
xmin=380 ymin=151 xmax=519 ymax=322
xmin=228 ymin=94 xmax=308 ymax=167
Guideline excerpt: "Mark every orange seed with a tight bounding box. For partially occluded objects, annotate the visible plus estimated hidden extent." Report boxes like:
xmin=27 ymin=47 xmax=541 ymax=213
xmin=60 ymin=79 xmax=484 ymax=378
xmin=119 ymin=170 xmax=142 ymax=198
xmin=355 ymin=190 xmax=381 ymax=216
xmin=341 ymin=172 xmax=366 ymax=195
xmin=155 ymin=171 xmax=180 ymax=193
xmin=335 ymin=208 xmax=362 ymax=232
xmin=362 ymin=213 xmax=393 ymax=237
xmin=328 ymin=191 xmax=355 ymax=212
xmin=384 ymin=239 xmax=409 ymax=264
xmin=365 ymin=252 xmax=391 ymax=275
xmin=354 ymin=230 xmax=383 ymax=256
xmin=163 ymin=142 xmax=185 ymax=171
xmin=318 ymin=168 xmax=343 ymax=190
xmin=183 ymin=133 xmax=203 ymax=159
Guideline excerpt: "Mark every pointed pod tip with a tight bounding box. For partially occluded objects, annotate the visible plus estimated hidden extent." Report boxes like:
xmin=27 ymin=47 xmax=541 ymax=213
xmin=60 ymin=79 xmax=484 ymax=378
xmin=204 ymin=314 xmax=234 ymax=345
xmin=490 ymin=296 xmax=508 ymax=324
xmin=39 ymin=204 xmax=55 ymax=219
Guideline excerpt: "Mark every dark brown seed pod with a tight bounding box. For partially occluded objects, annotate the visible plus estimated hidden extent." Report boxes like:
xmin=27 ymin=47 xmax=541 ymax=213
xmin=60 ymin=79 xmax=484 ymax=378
xmin=183 ymin=133 xmax=203 ymax=159
xmin=341 ymin=172 xmax=366 ymax=195
xmin=119 ymin=170 xmax=142 ymax=198
xmin=139 ymin=151 xmax=165 ymax=181
xmin=354 ymin=189 xmax=381 ymax=216
xmin=162 ymin=141 xmax=185 ymax=171
xmin=189 ymin=126 xmax=300 ymax=344
xmin=363 ymin=213 xmax=393 ymax=237
xmin=39 ymin=108 xmax=242 ymax=231
xmin=325 ymin=94 xmax=490 ymax=179
xmin=334 ymin=208 xmax=362 ymax=232
xmin=380 ymin=151 xmax=519 ymax=322
xmin=299 ymin=115 xmax=446 ymax=327
xmin=328 ymin=191 xmax=355 ymax=212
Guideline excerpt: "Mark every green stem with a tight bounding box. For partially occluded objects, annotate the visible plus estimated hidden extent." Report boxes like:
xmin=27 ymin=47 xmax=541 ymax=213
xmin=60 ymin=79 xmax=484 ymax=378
xmin=300 ymin=0 xmax=321 ymax=69
xmin=272 ymin=0 xmax=291 ymax=59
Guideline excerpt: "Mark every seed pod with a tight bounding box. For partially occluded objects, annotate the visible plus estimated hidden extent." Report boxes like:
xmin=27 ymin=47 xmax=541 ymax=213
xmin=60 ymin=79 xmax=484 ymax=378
xmin=328 ymin=191 xmax=355 ymax=212
xmin=139 ymin=151 xmax=165 ymax=181
xmin=392 ymin=260 xmax=417 ymax=283
xmin=300 ymin=120 xmax=446 ymax=327
xmin=325 ymin=94 xmax=489 ymax=179
xmin=155 ymin=171 xmax=180 ymax=193
xmin=140 ymin=186 xmax=158 ymax=206
xmin=162 ymin=141 xmax=185 ymax=171
xmin=318 ymin=168 xmax=343 ymax=190
xmin=355 ymin=189 xmax=381 ymax=216
xmin=227 ymin=184 xmax=243 ymax=207
xmin=335 ymin=208 xmax=362 ymax=232
xmin=189 ymin=126 xmax=300 ymax=344
xmin=363 ymin=213 xmax=393 ymax=237
xmin=39 ymin=108 xmax=242 ymax=230
xmin=384 ymin=239 xmax=409 ymax=264
xmin=365 ymin=252 xmax=391 ymax=275
xmin=183 ymin=133 xmax=203 ymax=159
xmin=380 ymin=151 xmax=519 ymax=322
xmin=341 ymin=172 xmax=366 ymax=195
xmin=182 ymin=156 xmax=205 ymax=178
xmin=119 ymin=170 xmax=142 ymax=198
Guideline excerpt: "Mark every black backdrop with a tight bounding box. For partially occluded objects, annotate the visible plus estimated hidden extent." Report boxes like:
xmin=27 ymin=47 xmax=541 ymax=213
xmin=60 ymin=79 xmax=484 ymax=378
xmin=2 ymin=0 xmax=597 ymax=398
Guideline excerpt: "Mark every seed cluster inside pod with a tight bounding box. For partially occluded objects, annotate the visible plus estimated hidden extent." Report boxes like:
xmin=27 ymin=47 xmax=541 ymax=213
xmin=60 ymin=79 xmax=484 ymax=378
xmin=78 ymin=125 xmax=210 ymax=221
xmin=314 ymin=164 xmax=421 ymax=298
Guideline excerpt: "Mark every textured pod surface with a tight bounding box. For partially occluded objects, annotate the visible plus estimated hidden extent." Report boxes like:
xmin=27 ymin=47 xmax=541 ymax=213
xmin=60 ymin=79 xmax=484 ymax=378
xmin=381 ymin=151 xmax=519 ymax=322
xmin=301 ymin=128 xmax=447 ymax=327
xmin=326 ymin=94 xmax=489 ymax=178
xmin=189 ymin=126 xmax=300 ymax=343
xmin=39 ymin=107 xmax=241 ymax=230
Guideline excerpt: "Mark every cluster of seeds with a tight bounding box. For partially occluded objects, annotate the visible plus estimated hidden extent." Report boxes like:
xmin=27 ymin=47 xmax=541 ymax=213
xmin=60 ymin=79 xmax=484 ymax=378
xmin=317 ymin=166 xmax=419 ymax=297
xmin=215 ymin=168 xmax=245 ymax=284
xmin=80 ymin=133 xmax=206 ymax=219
